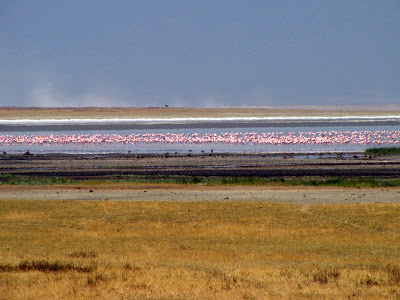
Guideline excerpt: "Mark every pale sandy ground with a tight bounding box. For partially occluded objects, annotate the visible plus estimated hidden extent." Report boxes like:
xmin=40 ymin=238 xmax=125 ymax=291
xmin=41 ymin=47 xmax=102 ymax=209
xmin=1 ymin=184 xmax=400 ymax=204
xmin=1 ymin=106 xmax=400 ymax=120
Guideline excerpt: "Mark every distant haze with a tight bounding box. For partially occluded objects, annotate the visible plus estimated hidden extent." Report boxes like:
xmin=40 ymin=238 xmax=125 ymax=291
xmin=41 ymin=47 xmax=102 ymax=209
xmin=1 ymin=1 xmax=399 ymax=107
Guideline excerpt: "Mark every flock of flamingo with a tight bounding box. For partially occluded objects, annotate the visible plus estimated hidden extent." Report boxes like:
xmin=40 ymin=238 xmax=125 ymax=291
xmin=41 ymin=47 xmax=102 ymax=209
xmin=1 ymin=130 xmax=399 ymax=147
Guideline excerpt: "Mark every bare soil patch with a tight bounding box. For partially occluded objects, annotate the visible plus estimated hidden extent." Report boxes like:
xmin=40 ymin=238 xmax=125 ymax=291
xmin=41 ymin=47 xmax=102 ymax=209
xmin=1 ymin=183 xmax=400 ymax=204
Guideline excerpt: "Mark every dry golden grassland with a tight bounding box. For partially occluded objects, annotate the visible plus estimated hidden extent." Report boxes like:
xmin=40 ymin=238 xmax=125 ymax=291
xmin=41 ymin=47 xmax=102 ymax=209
xmin=1 ymin=199 xmax=400 ymax=299
xmin=1 ymin=107 xmax=399 ymax=120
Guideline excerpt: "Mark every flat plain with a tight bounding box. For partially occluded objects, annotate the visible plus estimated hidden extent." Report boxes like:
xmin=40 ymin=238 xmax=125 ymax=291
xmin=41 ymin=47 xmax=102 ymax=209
xmin=1 ymin=106 xmax=400 ymax=120
xmin=1 ymin=195 xmax=400 ymax=299
xmin=1 ymin=107 xmax=400 ymax=299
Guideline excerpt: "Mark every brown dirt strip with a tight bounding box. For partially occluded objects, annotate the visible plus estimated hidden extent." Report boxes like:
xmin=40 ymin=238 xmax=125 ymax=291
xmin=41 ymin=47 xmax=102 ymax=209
xmin=1 ymin=184 xmax=400 ymax=204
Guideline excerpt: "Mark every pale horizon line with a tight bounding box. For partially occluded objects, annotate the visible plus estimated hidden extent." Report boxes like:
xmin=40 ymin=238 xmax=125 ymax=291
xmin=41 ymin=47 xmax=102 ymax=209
xmin=2 ymin=104 xmax=400 ymax=111
xmin=2 ymin=115 xmax=400 ymax=126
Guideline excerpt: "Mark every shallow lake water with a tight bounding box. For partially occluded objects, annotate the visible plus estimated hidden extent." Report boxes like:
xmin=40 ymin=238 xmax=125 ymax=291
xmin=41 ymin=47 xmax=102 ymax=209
xmin=1 ymin=118 xmax=399 ymax=155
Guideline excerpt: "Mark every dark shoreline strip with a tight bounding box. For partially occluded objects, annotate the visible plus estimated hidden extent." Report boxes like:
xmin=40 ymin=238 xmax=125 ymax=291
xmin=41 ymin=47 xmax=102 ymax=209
xmin=7 ymin=167 xmax=400 ymax=178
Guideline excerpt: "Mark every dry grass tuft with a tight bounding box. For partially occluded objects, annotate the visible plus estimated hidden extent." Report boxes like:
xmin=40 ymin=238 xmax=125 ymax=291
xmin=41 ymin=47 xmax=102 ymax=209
xmin=312 ymin=267 xmax=340 ymax=284
xmin=0 ymin=260 xmax=94 ymax=273
xmin=69 ymin=251 xmax=97 ymax=259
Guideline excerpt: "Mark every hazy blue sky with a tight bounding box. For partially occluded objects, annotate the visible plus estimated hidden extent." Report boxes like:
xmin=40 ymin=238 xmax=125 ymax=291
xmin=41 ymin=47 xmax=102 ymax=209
xmin=1 ymin=1 xmax=399 ymax=107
